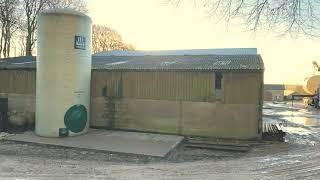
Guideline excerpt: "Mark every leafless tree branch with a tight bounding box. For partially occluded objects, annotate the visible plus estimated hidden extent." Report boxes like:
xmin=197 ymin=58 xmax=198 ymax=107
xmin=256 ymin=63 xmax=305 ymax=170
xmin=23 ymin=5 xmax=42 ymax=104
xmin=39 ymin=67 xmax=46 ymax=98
xmin=0 ymin=0 xmax=20 ymax=58
xmin=170 ymin=0 xmax=320 ymax=37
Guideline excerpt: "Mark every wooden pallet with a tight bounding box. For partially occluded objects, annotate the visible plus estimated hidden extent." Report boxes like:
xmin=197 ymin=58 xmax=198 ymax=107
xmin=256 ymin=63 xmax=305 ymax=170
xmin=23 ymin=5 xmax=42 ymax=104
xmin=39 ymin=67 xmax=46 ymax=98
xmin=185 ymin=140 xmax=251 ymax=152
xmin=262 ymin=123 xmax=286 ymax=142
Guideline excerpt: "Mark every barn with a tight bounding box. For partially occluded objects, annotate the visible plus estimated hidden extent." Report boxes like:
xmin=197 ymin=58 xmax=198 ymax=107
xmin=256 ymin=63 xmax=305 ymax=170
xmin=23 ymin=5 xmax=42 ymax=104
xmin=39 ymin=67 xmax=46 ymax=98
xmin=264 ymin=84 xmax=285 ymax=101
xmin=0 ymin=49 xmax=264 ymax=139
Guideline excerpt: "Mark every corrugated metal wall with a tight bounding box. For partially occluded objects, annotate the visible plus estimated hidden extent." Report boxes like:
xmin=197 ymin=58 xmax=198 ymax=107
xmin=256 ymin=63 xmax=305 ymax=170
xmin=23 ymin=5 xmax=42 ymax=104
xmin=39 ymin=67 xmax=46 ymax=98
xmin=0 ymin=70 xmax=36 ymax=94
xmin=223 ymin=72 xmax=262 ymax=104
xmin=0 ymin=69 xmax=263 ymax=139
xmin=0 ymin=70 xmax=263 ymax=103
xmin=0 ymin=70 xmax=215 ymax=101
xmin=91 ymin=71 xmax=215 ymax=101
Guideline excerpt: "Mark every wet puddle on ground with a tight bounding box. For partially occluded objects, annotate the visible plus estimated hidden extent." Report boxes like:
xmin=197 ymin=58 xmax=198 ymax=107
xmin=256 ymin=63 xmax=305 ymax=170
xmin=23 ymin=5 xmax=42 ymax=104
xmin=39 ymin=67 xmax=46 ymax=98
xmin=281 ymin=116 xmax=320 ymax=127
xmin=263 ymin=101 xmax=320 ymax=145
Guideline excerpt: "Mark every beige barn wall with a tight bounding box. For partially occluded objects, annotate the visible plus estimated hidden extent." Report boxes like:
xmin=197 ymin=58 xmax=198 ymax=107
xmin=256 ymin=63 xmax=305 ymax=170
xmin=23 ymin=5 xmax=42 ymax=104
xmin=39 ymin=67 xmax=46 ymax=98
xmin=181 ymin=102 xmax=259 ymax=139
xmin=0 ymin=70 xmax=36 ymax=125
xmin=0 ymin=70 xmax=263 ymax=139
xmin=90 ymin=100 xmax=260 ymax=139
xmin=264 ymin=84 xmax=306 ymax=101
xmin=264 ymin=90 xmax=284 ymax=101
xmin=91 ymin=71 xmax=215 ymax=101
xmin=91 ymin=71 xmax=263 ymax=139
xmin=0 ymin=93 xmax=35 ymax=126
xmin=264 ymin=91 xmax=272 ymax=101
xmin=0 ymin=70 xmax=36 ymax=94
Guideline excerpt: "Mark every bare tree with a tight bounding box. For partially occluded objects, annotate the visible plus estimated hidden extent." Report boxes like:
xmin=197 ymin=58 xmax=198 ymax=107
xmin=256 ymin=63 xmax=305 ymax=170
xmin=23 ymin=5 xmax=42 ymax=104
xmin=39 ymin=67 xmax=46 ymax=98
xmin=47 ymin=0 xmax=88 ymax=13
xmin=171 ymin=0 xmax=320 ymax=37
xmin=0 ymin=0 xmax=19 ymax=58
xmin=92 ymin=24 xmax=135 ymax=53
xmin=14 ymin=32 xmax=27 ymax=56
xmin=21 ymin=0 xmax=88 ymax=56
xmin=22 ymin=0 xmax=47 ymax=56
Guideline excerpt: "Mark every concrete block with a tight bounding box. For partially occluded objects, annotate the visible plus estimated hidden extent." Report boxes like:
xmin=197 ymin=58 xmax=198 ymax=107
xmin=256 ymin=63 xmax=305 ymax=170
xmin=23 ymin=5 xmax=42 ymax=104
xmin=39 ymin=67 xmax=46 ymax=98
xmin=115 ymin=99 xmax=180 ymax=134
xmin=6 ymin=129 xmax=184 ymax=157
xmin=181 ymin=102 xmax=260 ymax=139
xmin=90 ymin=97 xmax=110 ymax=127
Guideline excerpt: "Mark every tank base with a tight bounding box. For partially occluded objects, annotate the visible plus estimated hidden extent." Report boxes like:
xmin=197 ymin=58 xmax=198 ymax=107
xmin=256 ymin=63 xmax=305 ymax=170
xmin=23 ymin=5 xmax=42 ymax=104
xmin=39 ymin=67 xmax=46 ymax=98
xmin=35 ymin=128 xmax=88 ymax=138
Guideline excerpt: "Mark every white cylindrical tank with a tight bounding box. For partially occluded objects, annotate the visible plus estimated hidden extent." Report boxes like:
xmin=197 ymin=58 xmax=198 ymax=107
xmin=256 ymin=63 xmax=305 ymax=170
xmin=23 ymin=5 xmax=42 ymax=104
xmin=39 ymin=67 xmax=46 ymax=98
xmin=303 ymin=75 xmax=320 ymax=94
xmin=36 ymin=9 xmax=92 ymax=137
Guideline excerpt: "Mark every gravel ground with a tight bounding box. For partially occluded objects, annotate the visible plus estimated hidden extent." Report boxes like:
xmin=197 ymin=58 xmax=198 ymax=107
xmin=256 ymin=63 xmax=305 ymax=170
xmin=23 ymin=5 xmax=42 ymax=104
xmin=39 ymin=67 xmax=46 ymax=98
xmin=1 ymin=101 xmax=320 ymax=179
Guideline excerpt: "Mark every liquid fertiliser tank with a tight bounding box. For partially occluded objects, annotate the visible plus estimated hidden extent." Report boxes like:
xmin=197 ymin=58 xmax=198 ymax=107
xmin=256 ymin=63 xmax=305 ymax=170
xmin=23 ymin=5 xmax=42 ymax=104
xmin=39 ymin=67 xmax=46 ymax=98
xmin=303 ymin=75 xmax=320 ymax=94
xmin=36 ymin=9 xmax=92 ymax=137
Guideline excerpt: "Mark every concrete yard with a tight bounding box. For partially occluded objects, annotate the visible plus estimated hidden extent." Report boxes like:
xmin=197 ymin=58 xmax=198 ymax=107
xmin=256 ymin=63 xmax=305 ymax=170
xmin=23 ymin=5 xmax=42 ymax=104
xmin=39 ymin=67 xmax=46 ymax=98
xmin=5 ymin=129 xmax=184 ymax=157
xmin=1 ymin=101 xmax=320 ymax=179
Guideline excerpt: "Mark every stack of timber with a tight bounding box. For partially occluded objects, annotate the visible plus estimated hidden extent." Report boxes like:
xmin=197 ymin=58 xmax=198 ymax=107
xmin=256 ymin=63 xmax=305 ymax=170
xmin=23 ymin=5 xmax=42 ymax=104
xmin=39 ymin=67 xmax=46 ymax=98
xmin=262 ymin=123 xmax=286 ymax=142
xmin=185 ymin=139 xmax=251 ymax=152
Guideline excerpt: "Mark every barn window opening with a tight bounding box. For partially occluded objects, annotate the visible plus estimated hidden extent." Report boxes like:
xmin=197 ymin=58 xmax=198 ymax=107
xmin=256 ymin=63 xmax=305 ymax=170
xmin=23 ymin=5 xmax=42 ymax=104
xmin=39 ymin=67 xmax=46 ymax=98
xmin=215 ymin=73 xmax=222 ymax=90
xmin=215 ymin=73 xmax=222 ymax=100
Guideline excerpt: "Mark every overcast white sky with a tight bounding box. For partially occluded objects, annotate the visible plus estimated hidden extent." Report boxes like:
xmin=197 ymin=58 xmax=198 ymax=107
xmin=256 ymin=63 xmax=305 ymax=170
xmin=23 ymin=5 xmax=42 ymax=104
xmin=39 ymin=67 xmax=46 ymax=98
xmin=87 ymin=0 xmax=320 ymax=85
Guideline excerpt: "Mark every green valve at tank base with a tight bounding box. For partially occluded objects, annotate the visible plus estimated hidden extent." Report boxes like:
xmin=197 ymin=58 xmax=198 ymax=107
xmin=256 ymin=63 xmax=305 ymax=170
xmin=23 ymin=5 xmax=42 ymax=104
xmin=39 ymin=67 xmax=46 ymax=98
xmin=64 ymin=104 xmax=87 ymax=133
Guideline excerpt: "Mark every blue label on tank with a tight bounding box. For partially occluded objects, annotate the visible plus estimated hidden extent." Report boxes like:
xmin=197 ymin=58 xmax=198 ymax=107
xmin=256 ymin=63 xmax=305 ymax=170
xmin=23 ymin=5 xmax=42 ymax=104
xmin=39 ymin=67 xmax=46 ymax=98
xmin=74 ymin=36 xmax=86 ymax=50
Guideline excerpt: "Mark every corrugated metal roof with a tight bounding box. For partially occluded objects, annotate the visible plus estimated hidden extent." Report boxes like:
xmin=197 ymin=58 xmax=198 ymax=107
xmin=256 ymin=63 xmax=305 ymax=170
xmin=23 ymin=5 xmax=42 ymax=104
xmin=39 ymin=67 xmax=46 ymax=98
xmin=92 ymin=55 xmax=264 ymax=71
xmin=0 ymin=56 xmax=36 ymax=69
xmin=264 ymin=84 xmax=285 ymax=90
xmin=0 ymin=54 xmax=264 ymax=71
xmin=93 ymin=48 xmax=258 ymax=56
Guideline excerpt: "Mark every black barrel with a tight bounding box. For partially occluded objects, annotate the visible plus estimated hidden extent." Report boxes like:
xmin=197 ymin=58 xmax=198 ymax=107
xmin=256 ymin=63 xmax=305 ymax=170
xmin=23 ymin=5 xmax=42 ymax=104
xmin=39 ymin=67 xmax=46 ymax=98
xmin=0 ymin=98 xmax=8 ymax=131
